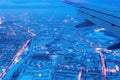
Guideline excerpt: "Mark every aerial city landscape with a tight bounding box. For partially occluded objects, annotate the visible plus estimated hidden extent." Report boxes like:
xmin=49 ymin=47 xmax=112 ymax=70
xmin=0 ymin=0 xmax=120 ymax=80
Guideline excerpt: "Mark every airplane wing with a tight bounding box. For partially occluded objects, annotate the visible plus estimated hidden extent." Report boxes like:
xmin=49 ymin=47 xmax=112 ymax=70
xmin=62 ymin=0 xmax=120 ymax=50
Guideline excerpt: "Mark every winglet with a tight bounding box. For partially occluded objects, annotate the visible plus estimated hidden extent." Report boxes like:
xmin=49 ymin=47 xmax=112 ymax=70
xmin=75 ymin=20 xmax=95 ymax=28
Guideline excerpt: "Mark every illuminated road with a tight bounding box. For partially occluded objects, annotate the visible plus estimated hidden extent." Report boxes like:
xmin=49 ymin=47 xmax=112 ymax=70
xmin=75 ymin=33 xmax=119 ymax=80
